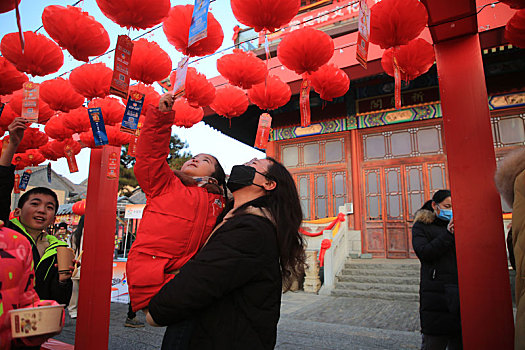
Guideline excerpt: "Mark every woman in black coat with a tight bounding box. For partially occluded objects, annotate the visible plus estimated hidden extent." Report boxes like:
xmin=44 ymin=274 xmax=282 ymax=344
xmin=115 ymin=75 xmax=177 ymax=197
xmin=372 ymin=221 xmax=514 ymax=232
xmin=147 ymin=158 xmax=305 ymax=350
xmin=412 ymin=190 xmax=462 ymax=350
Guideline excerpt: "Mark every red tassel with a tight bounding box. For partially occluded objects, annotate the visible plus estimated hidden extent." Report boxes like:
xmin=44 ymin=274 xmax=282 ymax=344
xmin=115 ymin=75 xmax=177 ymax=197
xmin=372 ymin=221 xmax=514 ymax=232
xmin=319 ymin=239 xmax=332 ymax=267
xmin=393 ymin=50 xmax=402 ymax=110
xmin=300 ymin=76 xmax=311 ymax=127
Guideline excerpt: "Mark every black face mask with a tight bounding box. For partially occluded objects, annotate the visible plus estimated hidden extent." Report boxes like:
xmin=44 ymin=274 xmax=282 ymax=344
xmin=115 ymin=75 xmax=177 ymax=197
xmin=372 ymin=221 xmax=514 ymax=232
xmin=227 ymin=165 xmax=268 ymax=193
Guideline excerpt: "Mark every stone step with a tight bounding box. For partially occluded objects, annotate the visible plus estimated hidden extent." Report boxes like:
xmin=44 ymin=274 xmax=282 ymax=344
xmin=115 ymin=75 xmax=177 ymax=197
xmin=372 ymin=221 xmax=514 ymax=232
xmin=344 ymin=262 xmax=420 ymax=270
xmin=336 ymin=281 xmax=419 ymax=294
xmin=337 ymin=274 xmax=420 ymax=285
xmin=340 ymin=267 xmax=420 ymax=278
xmin=331 ymin=288 xmax=419 ymax=302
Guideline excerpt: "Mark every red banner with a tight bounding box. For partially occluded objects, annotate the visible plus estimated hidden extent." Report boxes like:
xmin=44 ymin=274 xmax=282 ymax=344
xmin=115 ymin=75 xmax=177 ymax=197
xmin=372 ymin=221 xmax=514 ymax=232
xmin=13 ymin=174 xmax=20 ymax=194
xmin=107 ymin=151 xmax=119 ymax=179
xmin=127 ymin=120 xmax=143 ymax=158
xmin=300 ymin=78 xmax=311 ymax=127
xmin=64 ymin=145 xmax=79 ymax=173
xmin=254 ymin=113 xmax=272 ymax=150
xmin=356 ymin=0 xmax=370 ymax=69
xmin=21 ymin=82 xmax=39 ymax=123
xmin=110 ymin=35 xmax=134 ymax=99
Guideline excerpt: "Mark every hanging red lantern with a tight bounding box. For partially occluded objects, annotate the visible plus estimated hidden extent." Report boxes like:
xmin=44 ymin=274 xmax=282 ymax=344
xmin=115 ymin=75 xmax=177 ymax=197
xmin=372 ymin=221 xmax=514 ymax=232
xmin=96 ymin=0 xmax=170 ymax=30
xmin=170 ymin=67 xmax=215 ymax=108
xmin=277 ymin=28 xmax=334 ymax=75
xmin=500 ymin=0 xmax=525 ymax=9
xmin=9 ymin=89 xmax=54 ymax=124
xmin=163 ymin=5 xmax=224 ymax=57
xmin=0 ymin=0 xmax=21 ymax=14
xmin=231 ymin=0 xmax=300 ymax=33
xmin=0 ymin=104 xmax=16 ymax=130
xmin=505 ymin=9 xmax=525 ymax=48
xmin=40 ymin=78 xmax=85 ymax=113
xmin=381 ymin=38 xmax=435 ymax=81
xmin=0 ymin=31 xmax=64 ymax=76
xmin=369 ymin=0 xmax=428 ymax=50
xmin=42 ymin=5 xmax=110 ymax=63
xmin=248 ymin=75 xmax=291 ymax=110
xmin=88 ymin=97 xmax=125 ymax=126
xmin=80 ymin=125 xmax=132 ymax=148
xmin=0 ymin=57 xmax=28 ymax=96
xmin=39 ymin=141 xmax=60 ymax=161
xmin=4 ymin=127 xmax=48 ymax=153
xmin=69 ymin=63 xmax=113 ymax=100
xmin=62 ymin=107 xmax=90 ymax=134
xmin=172 ymin=99 xmax=204 ymax=128
xmin=13 ymin=149 xmax=46 ymax=170
xmin=217 ymin=49 xmax=267 ymax=89
xmin=308 ymin=64 xmax=350 ymax=101
xmin=72 ymin=199 xmax=86 ymax=216
xmin=44 ymin=114 xmax=74 ymax=141
xmin=129 ymin=38 xmax=172 ymax=85
xmin=121 ymin=84 xmax=160 ymax=116
xmin=210 ymin=85 xmax=249 ymax=120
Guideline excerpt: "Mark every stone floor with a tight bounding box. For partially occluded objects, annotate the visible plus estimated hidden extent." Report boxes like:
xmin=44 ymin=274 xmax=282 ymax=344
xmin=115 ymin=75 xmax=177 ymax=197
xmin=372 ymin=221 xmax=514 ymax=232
xmin=55 ymin=291 xmax=422 ymax=349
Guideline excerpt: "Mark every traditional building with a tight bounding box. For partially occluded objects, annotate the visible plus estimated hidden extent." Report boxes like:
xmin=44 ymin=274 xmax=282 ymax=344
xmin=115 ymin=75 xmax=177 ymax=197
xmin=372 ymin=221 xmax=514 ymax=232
xmin=203 ymin=0 xmax=525 ymax=258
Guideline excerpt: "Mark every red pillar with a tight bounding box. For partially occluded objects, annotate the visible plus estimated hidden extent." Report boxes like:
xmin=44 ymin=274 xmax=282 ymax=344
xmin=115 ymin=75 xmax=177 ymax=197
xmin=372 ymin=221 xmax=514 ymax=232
xmin=435 ymin=34 xmax=514 ymax=348
xmin=75 ymin=146 xmax=120 ymax=349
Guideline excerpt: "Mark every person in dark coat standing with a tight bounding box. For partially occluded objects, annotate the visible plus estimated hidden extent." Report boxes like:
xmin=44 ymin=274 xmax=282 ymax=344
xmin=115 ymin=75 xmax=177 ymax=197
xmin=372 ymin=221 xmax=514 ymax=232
xmin=146 ymin=157 xmax=306 ymax=350
xmin=412 ymin=190 xmax=462 ymax=350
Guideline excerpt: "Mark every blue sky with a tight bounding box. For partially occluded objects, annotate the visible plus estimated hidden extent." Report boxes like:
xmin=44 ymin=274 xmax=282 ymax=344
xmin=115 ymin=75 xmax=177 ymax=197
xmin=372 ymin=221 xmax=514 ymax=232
xmin=0 ymin=0 xmax=264 ymax=183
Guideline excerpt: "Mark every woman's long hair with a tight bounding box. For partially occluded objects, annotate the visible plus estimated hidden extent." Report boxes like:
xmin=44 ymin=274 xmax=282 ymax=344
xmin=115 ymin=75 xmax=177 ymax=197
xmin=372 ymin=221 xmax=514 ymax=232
xmin=210 ymin=155 xmax=227 ymax=198
xmin=71 ymin=215 xmax=84 ymax=254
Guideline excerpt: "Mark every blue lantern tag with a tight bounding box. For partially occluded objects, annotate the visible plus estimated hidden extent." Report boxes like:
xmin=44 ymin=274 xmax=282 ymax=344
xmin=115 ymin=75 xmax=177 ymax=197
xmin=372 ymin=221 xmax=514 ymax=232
xmin=19 ymin=170 xmax=32 ymax=190
xmin=88 ymin=107 xmax=109 ymax=146
xmin=188 ymin=0 xmax=211 ymax=47
xmin=121 ymin=91 xmax=145 ymax=134
xmin=47 ymin=163 xmax=52 ymax=183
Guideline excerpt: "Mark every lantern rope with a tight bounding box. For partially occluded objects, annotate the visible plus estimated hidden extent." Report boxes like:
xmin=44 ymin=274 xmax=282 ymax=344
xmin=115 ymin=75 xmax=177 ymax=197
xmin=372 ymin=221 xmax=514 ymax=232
xmin=34 ymin=0 xmax=84 ymax=33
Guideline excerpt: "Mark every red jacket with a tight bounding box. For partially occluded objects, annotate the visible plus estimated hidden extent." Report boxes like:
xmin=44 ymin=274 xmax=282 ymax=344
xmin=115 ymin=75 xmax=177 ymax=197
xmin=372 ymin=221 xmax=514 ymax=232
xmin=127 ymin=107 xmax=224 ymax=311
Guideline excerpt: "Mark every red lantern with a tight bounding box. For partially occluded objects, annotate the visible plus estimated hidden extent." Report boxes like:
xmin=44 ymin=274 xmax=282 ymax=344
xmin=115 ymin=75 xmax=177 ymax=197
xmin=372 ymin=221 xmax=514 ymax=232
xmin=210 ymin=85 xmax=249 ymax=120
xmin=42 ymin=5 xmax=110 ymax=63
xmin=248 ymin=75 xmax=291 ymax=110
xmin=44 ymin=114 xmax=74 ymax=141
xmin=69 ymin=63 xmax=113 ymax=100
xmin=96 ymin=0 xmax=170 ymax=30
xmin=51 ymin=138 xmax=81 ymax=157
xmin=309 ymin=64 xmax=350 ymax=101
xmin=9 ymin=89 xmax=55 ymax=124
xmin=500 ymin=0 xmax=525 ymax=9
xmin=172 ymin=99 xmax=204 ymax=128
xmin=505 ymin=9 xmax=525 ymax=48
xmin=163 ymin=5 xmax=224 ymax=57
xmin=0 ymin=104 xmax=16 ymax=129
xmin=129 ymin=38 xmax=172 ymax=84
xmin=381 ymin=39 xmax=435 ymax=81
xmin=88 ymin=97 xmax=125 ymax=126
xmin=369 ymin=0 xmax=428 ymax=50
xmin=0 ymin=57 xmax=28 ymax=96
xmin=231 ymin=0 xmax=300 ymax=33
xmin=170 ymin=67 xmax=215 ymax=108
xmin=13 ymin=149 xmax=46 ymax=170
xmin=39 ymin=141 xmax=60 ymax=161
xmin=80 ymin=125 xmax=132 ymax=148
xmin=0 ymin=31 xmax=64 ymax=76
xmin=123 ymin=84 xmax=161 ymax=115
xmin=0 ymin=0 xmax=21 ymax=13
xmin=62 ymin=107 xmax=90 ymax=133
xmin=277 ymin=28 xmax=334 ymax=75
xmin=72 ymin=199 xmax=86 ymax=216
xmin=217 ymin=49 xmax=267 ymax=89
xmin=4 ymin=127 xmax=48 ymax=153
xmin=40 ymin=78 xmax=85 ymax=113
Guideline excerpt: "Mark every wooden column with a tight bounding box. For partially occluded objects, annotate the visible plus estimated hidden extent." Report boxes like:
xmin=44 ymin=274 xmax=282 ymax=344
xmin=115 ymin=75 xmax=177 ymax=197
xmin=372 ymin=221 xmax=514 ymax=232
xmin=349 ymin=129 xmax=362 ymax=231
xmin=75 ymin=146 xmax=120 ymax=350
xmin=435 ymin=34 xmax=514 ymax=348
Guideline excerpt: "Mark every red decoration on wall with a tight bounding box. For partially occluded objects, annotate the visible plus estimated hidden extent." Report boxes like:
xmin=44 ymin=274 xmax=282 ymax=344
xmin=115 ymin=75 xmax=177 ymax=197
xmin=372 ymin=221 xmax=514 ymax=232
xmin=62 ymin=107 xmax=90 ymax=134
xmin=44 ymin=115 xmax=74 ymax=141
xmin=231 ymin=0 xmax=300 ymax=33
xmin=9 ymin=89 xmax=54 ymax=124
xmin=163 ymin=5 xmax=224 ymax=57
xmin=88 ymin=97 xmax=126 ymax=126
xmin=217 ymin=49 xmax=267 ymax=89
xmin=277 ymin=28 xmax=334 ymax=75
xmin=308 ymin=63 xmax=350 ymax=101
xmin=3 ymin=127 xmax=48 ymax=153
xmin=40 ymin=78 xmax=85 ymax=112
xmin=96 ymin=0 xmax=170 ymax=30
xmin=69 ymin=63 xmax=113 ymax=100
xmin=170 ymin=67 xmax=215 ymax=108
xmin=0 ymin=31 xmax=64 ymax=76
xmin=248 ymin=75 xmax=291 ymax=110
xmin=129 ymin=38 xmax=172 ymax=85
xmin=172 ymin=99 xmax=204 ymax=128
xmin=0 ymin=57 xmax=28 ymax=96
xmin=72 ymin=199 xmax=86 ymax=216
xmin=0 ymin=0 xmax=21 ymax=14
xmin=210 ymin=85 xmax=249 ymax=120
xmin=500 ymin=0 xmax=525 ymax=9
xmin=381 ymin=38 xmax=436 ymax=81
xmin=80 ymin=125 xmax=132 ymax=148
xmin=369 ymin=0 xmax=428 ymax=50
xmin=505 ymin=9 xmax=525 ymax=48
xmin=42 ymin=5 xmax=110 ymax=62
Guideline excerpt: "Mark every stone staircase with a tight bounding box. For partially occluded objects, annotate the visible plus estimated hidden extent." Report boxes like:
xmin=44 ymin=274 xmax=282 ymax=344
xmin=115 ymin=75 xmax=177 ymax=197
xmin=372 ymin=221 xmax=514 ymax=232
xmin=331 ymin=259 xmax=421 ymax=302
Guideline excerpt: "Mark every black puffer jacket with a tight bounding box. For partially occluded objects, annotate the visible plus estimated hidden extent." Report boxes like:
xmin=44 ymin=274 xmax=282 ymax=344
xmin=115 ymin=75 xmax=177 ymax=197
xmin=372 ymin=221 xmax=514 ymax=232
xmin=412 ymin=209 xmax=461 ymax=336
xmin=149 ymin=198 xmax=281 ymax=350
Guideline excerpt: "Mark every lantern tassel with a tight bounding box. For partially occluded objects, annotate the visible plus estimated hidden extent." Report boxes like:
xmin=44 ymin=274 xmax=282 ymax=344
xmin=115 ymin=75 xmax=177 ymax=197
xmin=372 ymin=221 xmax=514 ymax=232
xmin=300 ymin=74 xmax=311 ymax=127
xmin=393 ymin=48 xmax=402 ymax=110
xmin=15 ymin=1 xmax=24 ymax=53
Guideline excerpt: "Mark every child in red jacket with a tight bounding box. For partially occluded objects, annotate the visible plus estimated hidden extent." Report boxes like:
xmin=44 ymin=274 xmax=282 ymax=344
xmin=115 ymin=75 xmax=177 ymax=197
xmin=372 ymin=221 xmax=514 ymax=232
xmin=126 ymin=95 xmax=226 ymax=312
